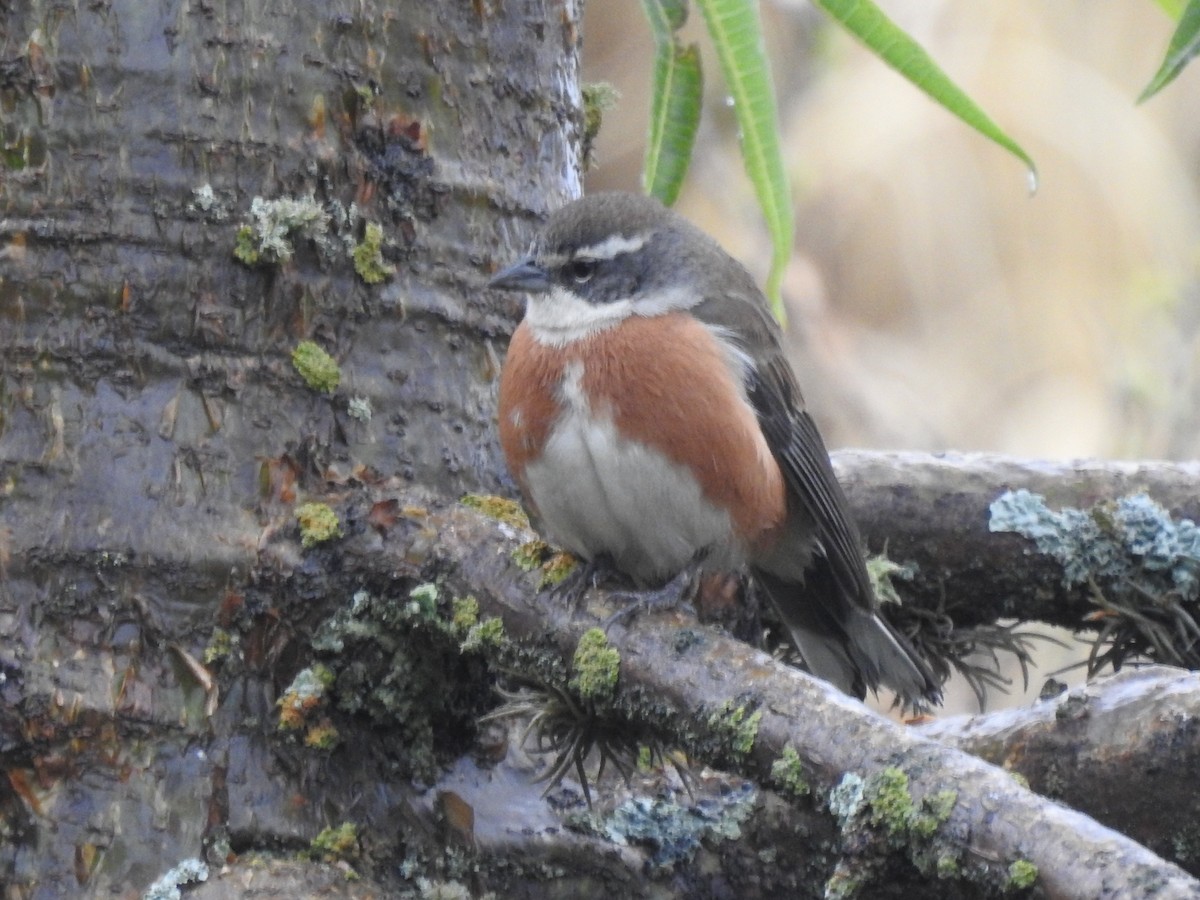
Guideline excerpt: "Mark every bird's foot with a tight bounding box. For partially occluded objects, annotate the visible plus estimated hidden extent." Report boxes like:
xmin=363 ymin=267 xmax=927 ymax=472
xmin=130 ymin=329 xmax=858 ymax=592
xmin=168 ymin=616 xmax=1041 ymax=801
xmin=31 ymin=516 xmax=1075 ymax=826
xmin=546 ymin=554 xmax=622 ymax=611
xmin=603 ymin=564 xmax=700 ymax=632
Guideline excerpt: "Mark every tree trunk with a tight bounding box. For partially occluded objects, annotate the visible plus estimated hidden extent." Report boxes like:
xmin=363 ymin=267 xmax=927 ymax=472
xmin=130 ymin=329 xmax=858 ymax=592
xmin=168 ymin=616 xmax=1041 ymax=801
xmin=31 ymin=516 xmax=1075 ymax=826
xmin=1 ymin=0 xmax=581 ymax=894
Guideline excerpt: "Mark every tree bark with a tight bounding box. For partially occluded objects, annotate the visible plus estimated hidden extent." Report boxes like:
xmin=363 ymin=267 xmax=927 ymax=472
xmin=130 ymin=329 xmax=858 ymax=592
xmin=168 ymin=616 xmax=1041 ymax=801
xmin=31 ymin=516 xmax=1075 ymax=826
xmin=1 ymin=0 xmax=582 ymax=894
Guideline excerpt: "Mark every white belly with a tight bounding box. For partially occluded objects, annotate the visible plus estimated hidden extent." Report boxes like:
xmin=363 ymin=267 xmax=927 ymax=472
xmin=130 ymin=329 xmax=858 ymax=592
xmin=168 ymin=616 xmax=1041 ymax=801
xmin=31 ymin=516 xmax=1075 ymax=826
xmin=524 ymin=398 xmax=741 ymax=584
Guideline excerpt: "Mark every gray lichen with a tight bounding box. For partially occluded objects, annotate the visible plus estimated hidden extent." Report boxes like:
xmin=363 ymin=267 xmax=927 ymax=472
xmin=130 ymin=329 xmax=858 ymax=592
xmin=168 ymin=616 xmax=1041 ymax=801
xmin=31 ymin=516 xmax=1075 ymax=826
xmin=604 ymin=781 xmax=757 ymax=869
xmin=989 ymin=489 xmax=1200 ymax=596
xmin=234 ymin=194 xmax=331 ymax=265
xmin=142 ymin=858 xmax=208 ymax=900
xmin=990 ymin=489 xmax=1200 ymax=669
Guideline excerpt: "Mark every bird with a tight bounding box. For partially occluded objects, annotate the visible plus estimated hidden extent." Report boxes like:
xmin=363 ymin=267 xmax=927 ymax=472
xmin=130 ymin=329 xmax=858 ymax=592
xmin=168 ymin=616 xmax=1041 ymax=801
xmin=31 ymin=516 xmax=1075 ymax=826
xmin=490 ymin=191 xmax=941 ymax=709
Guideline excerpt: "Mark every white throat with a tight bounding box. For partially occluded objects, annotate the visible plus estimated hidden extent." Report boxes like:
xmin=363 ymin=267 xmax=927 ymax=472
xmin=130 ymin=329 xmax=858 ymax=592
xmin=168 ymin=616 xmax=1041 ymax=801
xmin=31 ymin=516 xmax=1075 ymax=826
xmin=524 ymin=287 xmax=633 ymax=347
xmin=524 ymin=284 xmax=695 ymax=348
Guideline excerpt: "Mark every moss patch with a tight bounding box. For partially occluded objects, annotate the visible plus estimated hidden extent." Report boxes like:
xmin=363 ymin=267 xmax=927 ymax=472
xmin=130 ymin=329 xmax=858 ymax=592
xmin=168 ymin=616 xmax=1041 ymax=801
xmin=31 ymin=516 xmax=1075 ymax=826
xmin=291 ymin=341 xmax=341 ymax=393
xmin=707 ymin=701 xmax=762 ymax=762
xmin=769 ymin=744 xmax=811 ymax=799
xmin=450 ymin=596 xmax=479 ymax=632
xmin=352 ymin=221 xmax=394 ymax=284
xmin=580 ymin=81 xmax=619 ymax=168
xmin=460 ymin=617 xmax=504 ymax=653
xmin=308 ymin=588 xmax=491 ymax=781
xmin=570 ymin=628 xmax=620 ymax=703
xmin=303 ymin=719 xmax=341 ymax=750
xmin=1006 ymin=859 xmax=1038 ymax=891
xmin=828 ymin=767 xmax=982 ymax=895
xmin=461 ymin=493 xmax=529 ymax=529
xmin=296 ymin=502 xmax=342 ymax=548
xmin=308 ymin=822 xmax=359 ymax=863
xmin=203 ymin=627 xmax=233 ymax=664
xmin=540 ymin=551 xmax=579 ymax=587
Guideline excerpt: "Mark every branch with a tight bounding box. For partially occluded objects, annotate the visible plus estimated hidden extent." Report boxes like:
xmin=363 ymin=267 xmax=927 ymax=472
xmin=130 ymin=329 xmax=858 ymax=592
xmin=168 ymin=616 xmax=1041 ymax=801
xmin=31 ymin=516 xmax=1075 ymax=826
xmin=833 ymin=450 xmax=1200 ymax=629
xmin=10 ymin=452 xmax=1200 ymax=894
xmin=917 ymin=665 xmax=1200 ymax=873
xmin=395 ymin=489 xmax=1200 ymax=898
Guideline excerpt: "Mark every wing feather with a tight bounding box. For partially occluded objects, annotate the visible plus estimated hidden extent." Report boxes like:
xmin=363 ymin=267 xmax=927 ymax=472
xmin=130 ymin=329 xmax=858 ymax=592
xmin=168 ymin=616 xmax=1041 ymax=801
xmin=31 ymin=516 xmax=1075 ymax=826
xmin=691 ymin=286 xmax=873 ymax=615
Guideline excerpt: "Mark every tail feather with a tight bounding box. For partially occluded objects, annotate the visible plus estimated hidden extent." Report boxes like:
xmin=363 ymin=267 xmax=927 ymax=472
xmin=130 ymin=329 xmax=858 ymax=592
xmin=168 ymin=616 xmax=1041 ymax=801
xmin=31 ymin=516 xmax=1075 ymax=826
xmin=754 ymin=560 xmax=941 ymax=709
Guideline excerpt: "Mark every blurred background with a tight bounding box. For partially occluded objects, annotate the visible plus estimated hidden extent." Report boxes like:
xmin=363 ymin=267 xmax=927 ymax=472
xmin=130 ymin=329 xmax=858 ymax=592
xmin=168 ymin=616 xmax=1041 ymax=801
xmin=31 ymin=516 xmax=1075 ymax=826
xmin=581 ymin=0 xmax=1200 ymax=711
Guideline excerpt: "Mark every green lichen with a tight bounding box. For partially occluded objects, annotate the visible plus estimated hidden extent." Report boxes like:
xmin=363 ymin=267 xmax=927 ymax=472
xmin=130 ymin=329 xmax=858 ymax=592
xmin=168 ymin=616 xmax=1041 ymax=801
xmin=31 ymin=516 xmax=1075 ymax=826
xmin=304 ymin=719 xmax=341 ymax=750
xmin=769 ymin=744 xmax=810 ymax=799
xmin=1006 ymin=858 xmax=1038 ymax=890
xmin=408 ymin=582 xmax=439 ymax=619
xmin=570 ymin=628 xmax=620 ymax=703
xmin=306 ymin=585 xmax=491 ymax=783
xmin=295 ymin=501 xmax=342 ymax=548
xmin=451 ymin=596 xmax=479 ymax=632
xmin=511 ymin=540 xmax=550 ymax=572
xmin=829 ymin=768 xmax=971 ymax=893
xmin=460 ymin=616 xmax=504 ymax=653
xmin=352 ymin=221 xmax=394 ymax=284
xmin=278 ymin=663 xmax=335 ymax=730
xmin=233 ymin=224 xmax=261 ymax=264
xmin=309 ymin=822 xmax=358 ymax=862
xmin=203 ymin=627 xmax=233 ymax=664
xmin=913 ymin=789 xmax=958 ymax=839
xmin=707 ymin=701 xmax=762 ymax=761
xmin=866 ymin=554 xmax=917 ymax=606
xmin=291 ymin=340 xmax=341 ymax=393
xmin=867 ymin=767 xmax=916 ymax=838
xmin=580 ymin=81 xmax=619 ymax=167
xmin=831 ymin=768 xmax=957 ymax=843
xmin=462 ymin=493 xmax=530 ymax=529
xmin=936 ymin=854 xmax=961 ymax=879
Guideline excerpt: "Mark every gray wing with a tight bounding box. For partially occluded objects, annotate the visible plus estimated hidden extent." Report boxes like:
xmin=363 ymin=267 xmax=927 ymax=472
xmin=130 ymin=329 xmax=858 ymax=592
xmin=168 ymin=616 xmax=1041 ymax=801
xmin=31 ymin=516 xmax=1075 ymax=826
xmin=692 ymin=275 xmax=940 ymax=707
xmin=691 ymin=286 xmax=875 ymax=614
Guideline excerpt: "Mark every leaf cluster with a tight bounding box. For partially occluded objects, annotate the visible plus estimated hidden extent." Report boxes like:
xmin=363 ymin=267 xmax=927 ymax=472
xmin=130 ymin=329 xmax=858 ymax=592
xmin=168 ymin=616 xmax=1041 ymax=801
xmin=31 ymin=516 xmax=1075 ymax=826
xmin=635 ymin=0 xmax=1195 ymax=322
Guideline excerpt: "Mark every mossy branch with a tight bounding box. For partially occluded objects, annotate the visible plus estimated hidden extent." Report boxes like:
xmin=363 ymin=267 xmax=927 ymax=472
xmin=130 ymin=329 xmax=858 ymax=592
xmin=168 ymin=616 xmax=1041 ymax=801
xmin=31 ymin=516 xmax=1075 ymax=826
xmin=310 ymin=483 xmax=1200 ymax=897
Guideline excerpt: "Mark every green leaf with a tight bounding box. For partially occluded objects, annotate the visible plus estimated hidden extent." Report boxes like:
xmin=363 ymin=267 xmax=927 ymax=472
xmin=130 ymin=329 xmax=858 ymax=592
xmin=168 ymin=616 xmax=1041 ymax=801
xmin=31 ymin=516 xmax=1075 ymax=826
xmin=816 ymin=0 xmax=1037 ymax=190
xmin=1153 ymin=0 xmax=1186 ymax=20
xmin=1140 ymin=0 xmax=1200 ymax=102
xmin=696 ymin=0 xmax=793 ymax=321
xmin=641 ymin=0 xmax=704 ymax=206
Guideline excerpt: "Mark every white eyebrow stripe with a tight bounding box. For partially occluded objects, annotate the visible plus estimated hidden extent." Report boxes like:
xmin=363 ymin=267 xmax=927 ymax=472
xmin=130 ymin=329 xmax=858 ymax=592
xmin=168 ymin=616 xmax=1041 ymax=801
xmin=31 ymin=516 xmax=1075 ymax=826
xmin=575 ymin=232 xmax=650 ymax=261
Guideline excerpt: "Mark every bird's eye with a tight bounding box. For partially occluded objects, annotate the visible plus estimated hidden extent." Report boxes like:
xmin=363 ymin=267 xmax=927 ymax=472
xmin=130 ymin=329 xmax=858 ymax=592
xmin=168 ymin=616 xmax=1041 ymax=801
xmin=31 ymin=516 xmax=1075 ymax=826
xmin=566 ymin=258 xmax=597 ymax=284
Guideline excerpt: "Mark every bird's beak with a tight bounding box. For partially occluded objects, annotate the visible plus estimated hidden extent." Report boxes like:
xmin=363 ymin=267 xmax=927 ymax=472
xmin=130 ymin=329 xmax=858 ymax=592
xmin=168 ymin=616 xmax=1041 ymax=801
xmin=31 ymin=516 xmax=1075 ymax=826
xmin=489 ymin=257 xmax=550 ymax=293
